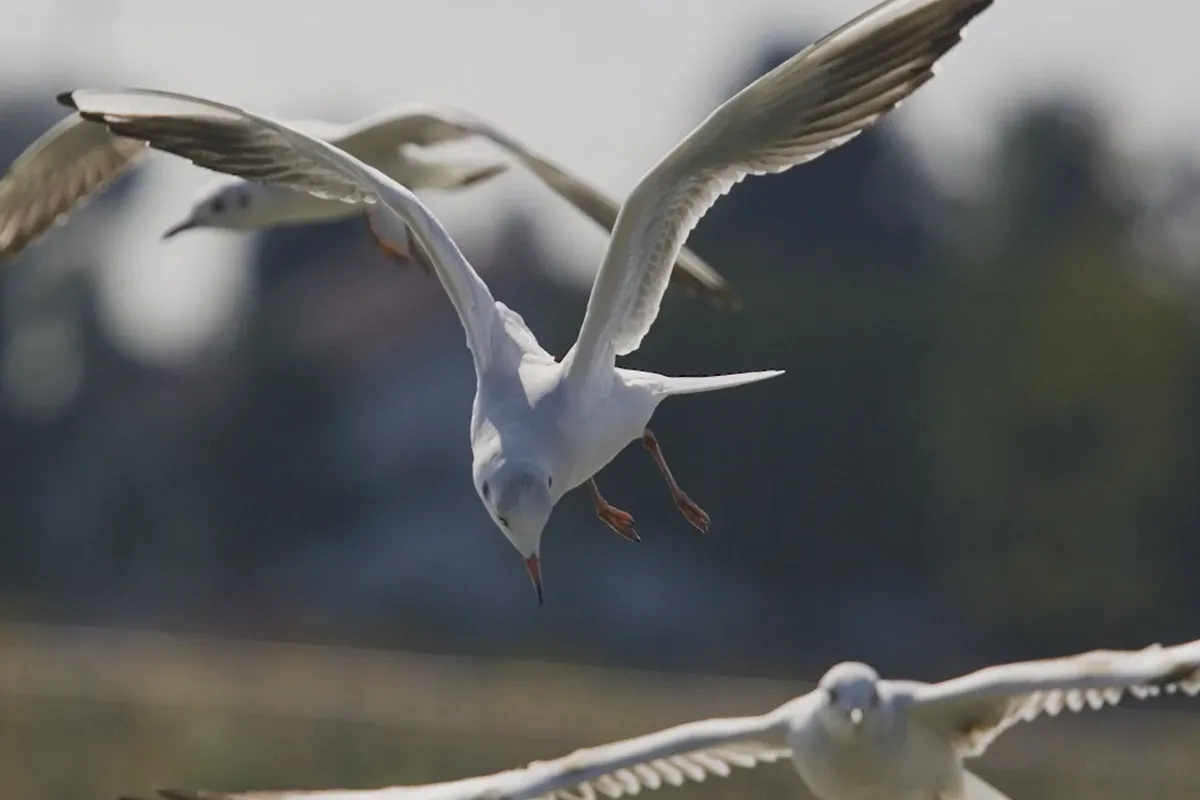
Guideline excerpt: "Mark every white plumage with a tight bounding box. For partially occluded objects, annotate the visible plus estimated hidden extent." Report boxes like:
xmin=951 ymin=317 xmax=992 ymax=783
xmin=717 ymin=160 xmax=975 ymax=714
xmin=60 ymin=0 xmax=991 ymax=600
xmin=122 ymin=637 xmax=1200 ymax=800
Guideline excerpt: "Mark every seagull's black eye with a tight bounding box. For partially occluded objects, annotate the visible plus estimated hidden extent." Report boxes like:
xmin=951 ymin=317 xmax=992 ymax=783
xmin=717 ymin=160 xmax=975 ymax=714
xmin=481 ymin=483 xmax=491 ymax=501
xmin=827 ymin=687 xmax=839 ymax=704
xmin=868 ymin=690 xmax=880 ymax=707
xmin=211 ymin=197 xmax=226 ymax=213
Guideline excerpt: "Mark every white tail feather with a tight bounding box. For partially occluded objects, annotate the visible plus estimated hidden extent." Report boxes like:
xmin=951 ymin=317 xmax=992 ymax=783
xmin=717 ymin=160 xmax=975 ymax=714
xmin=656 ymin=370 xmax=783 ymax=397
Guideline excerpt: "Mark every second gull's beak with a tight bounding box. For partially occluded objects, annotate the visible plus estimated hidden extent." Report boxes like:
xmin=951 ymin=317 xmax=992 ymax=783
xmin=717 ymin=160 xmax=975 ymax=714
xmin=161 ymin=219 xmax=196 ymax=240
xmin=524 ymin=554 xmax=544 ymax=606
xmin=849 ymin=708 xmax=864 ymax=726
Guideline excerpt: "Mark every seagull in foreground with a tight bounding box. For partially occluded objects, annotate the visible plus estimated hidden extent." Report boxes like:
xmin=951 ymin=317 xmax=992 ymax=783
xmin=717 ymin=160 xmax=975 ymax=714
xmin=61 ymin=0 xmax=993 ymax=603
xmin=120 ymin=637 xmax=1200 ymax=800
xmin=0 ymin=109 xmax=731 ymax=305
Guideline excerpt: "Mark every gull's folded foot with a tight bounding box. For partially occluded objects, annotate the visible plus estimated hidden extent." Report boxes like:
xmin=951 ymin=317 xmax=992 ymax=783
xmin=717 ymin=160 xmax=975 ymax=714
xmin=599 ymin=505 xmax=639 ymax=542
xmin=642 ymin=429 xmax=710 ymax=534
xmin=673 ymin=491 xmax=710 ymax=534
xmin=407 ymin=237 xmax=436 ymax=276
xmin=364 ymin=211 xmax=434 ymax=274
xmin=589 ymin=479 xmax=639 ymax=542
xmin=365 ymin=210 xmax=411 ymax=261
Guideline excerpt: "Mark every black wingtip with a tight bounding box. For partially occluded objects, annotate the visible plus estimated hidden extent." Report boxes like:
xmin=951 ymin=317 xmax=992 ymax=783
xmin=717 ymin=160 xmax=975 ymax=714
xmin=673 ymin=274 xmax=740 ymax=312
xmin=55 ymin=90 xmax=110 ymax=126
xmin=715 ymin=290 xmax=744 ymax=314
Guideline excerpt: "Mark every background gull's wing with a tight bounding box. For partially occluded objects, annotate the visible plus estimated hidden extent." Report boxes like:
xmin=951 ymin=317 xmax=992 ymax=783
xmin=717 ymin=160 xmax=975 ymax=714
xmin=60 ymin=88 xmax=504 ymax=373
xmin=0 ymin=113 xmax=145 ymax=262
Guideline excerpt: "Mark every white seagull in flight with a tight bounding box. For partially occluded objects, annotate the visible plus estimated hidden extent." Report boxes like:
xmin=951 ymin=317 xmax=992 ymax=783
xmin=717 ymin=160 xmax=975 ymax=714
xmin=0 ymin=106 xmax=732 ymax=304
xmin=120 ymin=636 xmax=1200 ymax=800
xmin=61 ymin=0 xmax=992 ymax=603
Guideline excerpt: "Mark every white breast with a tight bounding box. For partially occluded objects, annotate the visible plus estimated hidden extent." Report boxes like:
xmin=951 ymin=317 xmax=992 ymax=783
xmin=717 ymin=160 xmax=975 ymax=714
xmin=788 ymin=717 xmax=963 ymax=800
xmin=553 ymin=369 xmax=661 ymax=493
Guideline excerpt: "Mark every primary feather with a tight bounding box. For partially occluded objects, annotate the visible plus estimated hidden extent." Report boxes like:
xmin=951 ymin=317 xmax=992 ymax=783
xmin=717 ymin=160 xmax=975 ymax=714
xmin=0 ymin=114 xmax=144 ymax=262
xmin=119 ymin=715 xmax=792 ymax=800
xmin=567 ymin=0 xmax=993 ymax=380
xmin=60 ymin=89 xmax=503 ymax=371
xmin=910 ymin=640 xmax=1200 ymax=758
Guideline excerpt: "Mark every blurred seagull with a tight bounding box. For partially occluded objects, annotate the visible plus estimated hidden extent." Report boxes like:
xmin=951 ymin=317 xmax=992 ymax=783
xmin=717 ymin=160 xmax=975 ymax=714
xmin=119 ymin=637 xmax=1200 ymax=800
xmin=61 ymin=0 xmax=992 ymax=603
xmin=0 ymin=106 xmax=731 ymax=303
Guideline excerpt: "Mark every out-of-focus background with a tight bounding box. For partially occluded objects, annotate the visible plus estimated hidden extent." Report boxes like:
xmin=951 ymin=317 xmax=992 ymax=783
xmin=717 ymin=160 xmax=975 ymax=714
xmin=2 ymin=0 xmax=1200 ymax=798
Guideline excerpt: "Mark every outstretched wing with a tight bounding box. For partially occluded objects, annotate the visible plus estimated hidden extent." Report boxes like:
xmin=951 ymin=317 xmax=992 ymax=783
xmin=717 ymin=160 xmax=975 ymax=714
xmin=329 ymin=105 xmax=733 ymax=304
xmin=117 ymin=700 xmax=810 ymax=800
xmin=528 ymin=741 xmax=789 ymax=800
xmin=908 ymin=638 xmax=1200 ymax=758
xmin=58 ymin=88 xmax=502 ymax=374
xmin=121 ymin=788 xmax=418 ymax=800
xmin=328 ymin=104 xmax=497 ymax=158
xmin=566 ymin=0 xmax=993 ymax=381
xmin=0 ymin=113 xmax=145 ymax=262
xmin=119 ymin=742 xmax=786 ymax=800
xmin=496 ymin=705 xmax=803 ymax=800
xmin=444 ymin=115 xmax=733 ymax=305
xmin=322 ymin=106 xmax=512 ymax=192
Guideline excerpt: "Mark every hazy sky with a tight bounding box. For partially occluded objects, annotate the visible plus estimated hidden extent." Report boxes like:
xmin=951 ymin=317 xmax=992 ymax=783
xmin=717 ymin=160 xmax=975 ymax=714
xmin=1 ymin=0 xmax=1196 ymax=362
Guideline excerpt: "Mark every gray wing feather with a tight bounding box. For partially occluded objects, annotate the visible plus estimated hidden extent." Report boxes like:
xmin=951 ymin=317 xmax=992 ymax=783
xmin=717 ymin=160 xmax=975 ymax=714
xmin=71 ymin=105 xmax=372 ymax=205
xmin=909 ymin=639 xmax=1200 ymax=758
xmin=319 ymin=104 xmax=733 ymax=303
xmin=531 ymin=742 xmax=790 ymax=800
xmin=488 ymin=709 xmax=797 ymax=800
xmin=115 ymin=707 xmax=802 ymax=800
xmin=115 ymin=746 xmax=788 ymax=800
xmin=123 ymin=787 xmax=420 ymax=800
xmin=328 ymin=106 xmax=514 ymax=192
xmin=444 ymin=118 xmax=733 ymax=304
xmin=330 ymin=104 xmax=492 ymax=159
xmin=568 ymin=0 xmax=993 ymax=375
xmin=59 ymin=89 xmax=500 ymax=372
xmin=0 ymin=113 xmax=144 ymax=262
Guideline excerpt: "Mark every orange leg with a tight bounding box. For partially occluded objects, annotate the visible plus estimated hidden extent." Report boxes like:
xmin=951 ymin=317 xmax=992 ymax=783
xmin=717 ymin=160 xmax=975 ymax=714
xmin=589 ymin=478 xmax=639 ymax=543
xmin=364 ymin=211 xmax=434 ymax=275
xmin=642 ymin=429 xmax=710 ymax=533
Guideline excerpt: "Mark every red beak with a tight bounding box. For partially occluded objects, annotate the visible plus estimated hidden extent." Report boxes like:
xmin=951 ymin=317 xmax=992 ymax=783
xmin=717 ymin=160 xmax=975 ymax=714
xmin=525 ymin=554 xmax=544 ymax=605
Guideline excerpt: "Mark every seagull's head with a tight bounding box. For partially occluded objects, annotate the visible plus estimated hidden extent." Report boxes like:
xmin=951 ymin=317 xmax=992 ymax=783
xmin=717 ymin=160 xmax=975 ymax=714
xmin=817 ymin=661 xmax=883 ymax=737
xmin=476 ymin=459 xmax=555 ymax=604
xmin=161 ymin=180 xmax=259 ymax=238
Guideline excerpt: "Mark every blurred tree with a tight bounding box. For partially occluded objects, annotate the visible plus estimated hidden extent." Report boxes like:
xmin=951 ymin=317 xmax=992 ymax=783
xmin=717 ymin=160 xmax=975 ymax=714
xmin=0 ymin=92 xmax=146 ymax=607
xmin=924 ymin=99 xmax=1200 ymax=657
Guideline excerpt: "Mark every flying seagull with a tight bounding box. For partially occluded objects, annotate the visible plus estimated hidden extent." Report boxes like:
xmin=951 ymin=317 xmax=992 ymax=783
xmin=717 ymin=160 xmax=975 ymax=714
xmin=126 ymin=638 xmax=1200 ymax=800
xmin=120 ymin=637 xmax=1200 ymax=800
xmin=0 ymin=107 xmax=731 ymax=303
xmin=60 ymin=0 xmax=993 ymax=602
